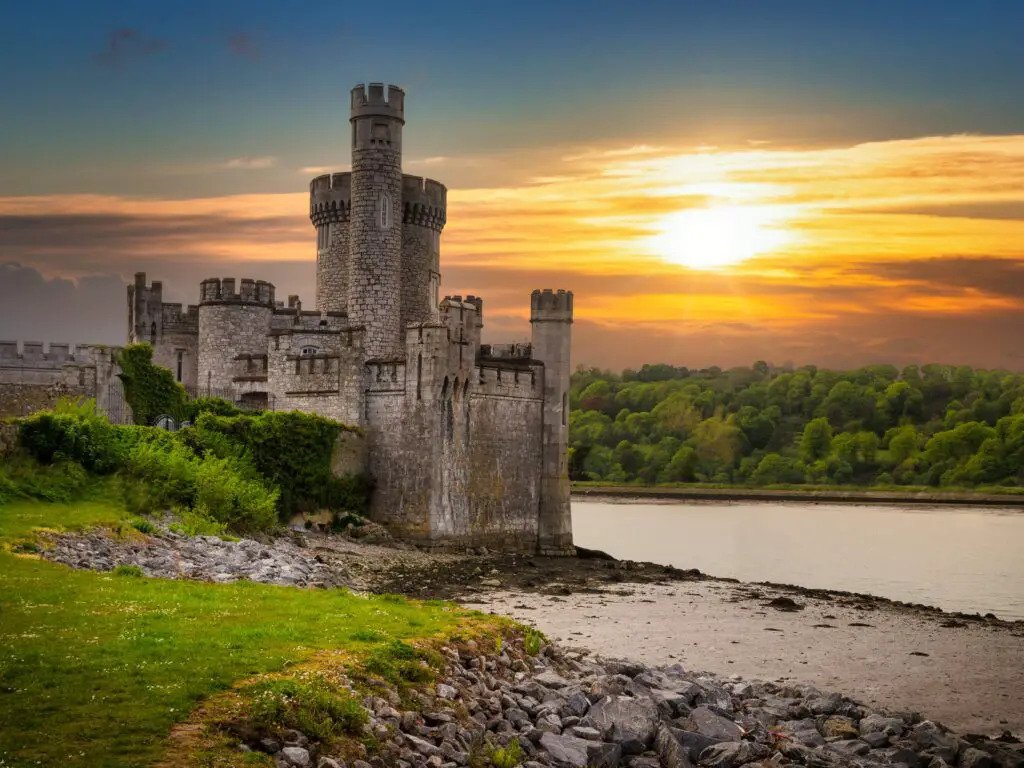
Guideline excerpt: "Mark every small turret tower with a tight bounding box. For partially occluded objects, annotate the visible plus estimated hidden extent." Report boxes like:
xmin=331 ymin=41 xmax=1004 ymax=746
xmin=347 ymin=83 xmax=405 ymax=359
xmin=531 ymin=289 xmax=575 ymax=554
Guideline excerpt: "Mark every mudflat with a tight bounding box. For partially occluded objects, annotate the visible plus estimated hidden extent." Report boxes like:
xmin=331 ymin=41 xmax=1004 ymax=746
xmin=471 ymin=579 xmax=1024 ymax=737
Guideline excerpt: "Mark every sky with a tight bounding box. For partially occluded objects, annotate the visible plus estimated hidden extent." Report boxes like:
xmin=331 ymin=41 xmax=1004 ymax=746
xmin=1 ymin=0 xmax=1023 ymax=371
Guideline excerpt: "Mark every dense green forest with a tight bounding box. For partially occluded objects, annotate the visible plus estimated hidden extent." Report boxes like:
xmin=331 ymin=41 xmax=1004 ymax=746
xmin=568 ymin=362 xmax=1024 ymax=489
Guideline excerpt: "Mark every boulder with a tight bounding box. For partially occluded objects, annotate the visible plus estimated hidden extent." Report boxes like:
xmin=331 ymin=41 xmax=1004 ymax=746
xmin=860 ymin=714 xmax=906 ymax=737
xmin=279 ymin=746 xmax=312 ymax=767
xmin=820 ymin=716 xmax=859 ymax=740
xmin=588 ymin=695 xmax=660 ymax=754
xmin=913 ymin=722 xmax=960 ymax=763
xmin=539 ymin=731 xmax=621 ymax=768
xmin=698 ymin=741 xmax=771 ymax=768
xmin=960 ymin=748 xmax=995 ymax=768
xmin=686 ymin=707 xmax=744 ymax=742
xmin=655 ymin=724 xmax=696 ymax=768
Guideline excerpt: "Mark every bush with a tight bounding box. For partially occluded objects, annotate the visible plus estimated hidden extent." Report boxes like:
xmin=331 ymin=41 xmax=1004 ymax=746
xmin=18 ymin=399 xmax=126 ymax=474
xmin=0 ymin=455 xmax=90 ymax=504
xmin=195 ymin=411 xmax=368 ymax=518
xmin=193 ymin=456 xmax=278 ymax=532
xmin=112 ymin=564 xmax=144 ymax=577
xmin=167 ymin=509 xmax=230 ymax=538
xmin=128 ymin=517 xmax=155 ymax=534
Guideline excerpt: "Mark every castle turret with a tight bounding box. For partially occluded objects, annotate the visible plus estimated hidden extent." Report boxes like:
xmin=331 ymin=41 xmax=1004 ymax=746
xmin=310 ymin=172 xmax=351 ymax=313
xmin=531 ymin=289 xmax=574 ymax=554
xmin=347 ymin=83 xmax=405 ymax=359
xmin=401 ymin=175 xmax=446 ymax=326
xmin=128 ymin=272 xmax=162 ymax=345
xmin=197 ymin=277 xmax=275 ymax=394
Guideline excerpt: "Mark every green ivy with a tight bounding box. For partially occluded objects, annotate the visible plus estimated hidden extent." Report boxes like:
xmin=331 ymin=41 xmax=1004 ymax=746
xmin=190 ymin=411 xmax=370 ymax=519
xmin=116 ymin=344 xmax=191 ymax=426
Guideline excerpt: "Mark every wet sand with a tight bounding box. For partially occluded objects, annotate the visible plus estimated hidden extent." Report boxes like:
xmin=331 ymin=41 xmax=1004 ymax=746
xmin=471 ymin=580 xmax=1024 ymax=737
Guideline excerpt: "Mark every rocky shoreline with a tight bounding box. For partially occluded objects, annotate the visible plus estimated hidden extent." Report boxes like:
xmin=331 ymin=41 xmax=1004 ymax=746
xmin=35 ymin=522 xmax=1024 ymax=740
xmin=227 ymin=635 xmax=1023 ymax=768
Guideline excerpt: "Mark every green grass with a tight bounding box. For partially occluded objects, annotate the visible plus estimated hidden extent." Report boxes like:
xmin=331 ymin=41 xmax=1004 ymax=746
xmin=0 ymin=498 xmax=487 ymax=768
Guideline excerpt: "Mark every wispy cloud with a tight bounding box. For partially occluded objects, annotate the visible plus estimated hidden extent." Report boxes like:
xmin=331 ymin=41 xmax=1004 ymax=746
xmin=3 ymin=133 xmax=1024 ymax=368
xmin=221 ymin=156 xmax=276 ymax=170
xmin=92 ymin=28 xmax=166 ymax=67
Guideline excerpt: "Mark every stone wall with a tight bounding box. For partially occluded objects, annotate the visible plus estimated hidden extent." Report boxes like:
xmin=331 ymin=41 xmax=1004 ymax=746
xmin=267 ymin=329 xmax=365 ymax=424
xmin=197 ymin=303 xmax=272 ymax=393
xmin=0 ymin=422 xmax=17 ymax=457
xmin=0 ymin=342 xmax=123 ymax=420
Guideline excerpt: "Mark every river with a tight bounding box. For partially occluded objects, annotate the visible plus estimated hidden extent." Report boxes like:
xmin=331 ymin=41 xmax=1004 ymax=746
xmin=571 ymin=498 xmax=1024 ymax=621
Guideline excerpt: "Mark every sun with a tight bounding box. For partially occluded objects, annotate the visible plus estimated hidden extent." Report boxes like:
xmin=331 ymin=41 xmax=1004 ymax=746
xmin=647 ymin=204 xmax=797 ymax=270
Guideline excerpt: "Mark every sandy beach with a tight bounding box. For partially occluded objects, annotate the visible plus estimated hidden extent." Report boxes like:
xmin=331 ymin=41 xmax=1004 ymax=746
xmin=471 ymin=578 xmax=1024 ymax=737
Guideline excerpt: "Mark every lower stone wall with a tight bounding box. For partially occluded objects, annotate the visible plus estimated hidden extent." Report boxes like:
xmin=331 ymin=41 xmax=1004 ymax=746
xmin=0 ymin=382 xmax=91 ymax=419
xmin=0 ymin=422 xmax=19 ymax=457
xmin=460 ymin=393 xmax=544 ymax=550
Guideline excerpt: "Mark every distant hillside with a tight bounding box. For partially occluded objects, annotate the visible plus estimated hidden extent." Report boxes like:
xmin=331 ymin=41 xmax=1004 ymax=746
xmin=568 ymin=362 xmax=1024 ymax=489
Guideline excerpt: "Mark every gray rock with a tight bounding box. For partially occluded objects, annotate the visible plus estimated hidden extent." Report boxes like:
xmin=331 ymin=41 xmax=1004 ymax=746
xmin=406 ymin=734 xmax=441 ymax=757
xmin=279 ymin=746 xmax=312 ymax=767
xmin=535 ymin=670 xmax=570 ymax=689
xmin=655 ymin=724 xmax=696 ymax=768
xmin=698 ymin=741 xmax=771 ymax=768
xmin=570 ymin=726 xmax=603 ymax=741
xmin=686 ymin=707 xmax=744 ymax=743
xmin=913 ymin=722 xmax=960 ymax=763
xmin=317 ymin=759 xmax=345 ymax=768
xmin=959 ymin=748 xmax=995 ymax=768
xmin=589 ymin=695 xmax=660 ymax=754
xmin=861 ymin=714 xmax=906 ymax=737
xmin=539 ymin=732 xmax=621 ymax=768
xmin=829 ymin=739 xmax=871 ymax=756
xmin=436 ymin=683 xmax=457 ymax=700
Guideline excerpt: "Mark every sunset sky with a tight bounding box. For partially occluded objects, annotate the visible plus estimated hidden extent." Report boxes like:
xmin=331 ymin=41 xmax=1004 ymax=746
xmin=2 ymin=1 xmax=1023 ymax=370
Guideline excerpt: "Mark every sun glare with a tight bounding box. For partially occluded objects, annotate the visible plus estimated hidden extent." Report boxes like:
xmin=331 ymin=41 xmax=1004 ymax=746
xmin=647 ymin=204 xmax=797 ymax=271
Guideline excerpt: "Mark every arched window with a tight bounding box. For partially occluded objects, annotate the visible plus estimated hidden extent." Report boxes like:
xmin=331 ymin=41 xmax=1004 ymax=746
xmin=150 ymin=322 xmax=157 ymax=342
xmin=378 ymin=193 xmax=391 ymax=230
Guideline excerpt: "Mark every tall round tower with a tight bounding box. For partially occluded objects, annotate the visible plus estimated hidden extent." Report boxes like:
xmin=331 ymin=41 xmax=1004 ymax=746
xmin=310 ymin=172 xmax=351 ymax=313
xmin=347 ymin=83 xmax=405 ymax=359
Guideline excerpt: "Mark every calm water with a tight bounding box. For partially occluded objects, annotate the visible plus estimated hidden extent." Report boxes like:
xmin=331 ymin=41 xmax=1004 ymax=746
xmin=572 ymin=498 xmax=1024 ymax=621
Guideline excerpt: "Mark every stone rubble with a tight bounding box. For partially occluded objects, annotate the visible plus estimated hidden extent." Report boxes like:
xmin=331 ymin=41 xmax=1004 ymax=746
xmin=245 ymin=638 xmax=1022 ymax=768
xmin=42 ymin=526 xmax=346 ymax=588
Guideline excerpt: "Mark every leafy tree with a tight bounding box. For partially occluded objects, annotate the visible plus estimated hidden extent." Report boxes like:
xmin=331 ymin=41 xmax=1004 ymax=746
xmin=799 ymin=418 xmax=833 ymax=463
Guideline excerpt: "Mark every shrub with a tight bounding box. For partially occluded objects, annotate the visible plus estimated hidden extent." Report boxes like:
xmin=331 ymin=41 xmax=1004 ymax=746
xmin=246 ymin=676 xmax=367 ymax=743
xmin=122 ymin=441 xmax=198 ymax=513
xmin=112 ymin=564 xmax=144 ymax=577
xmin=167 ymin=509 xmax=230 ymax=538
xmin=0 ymin=455 xmax=90 ymax=504
xmin=128 ymin=517 xmax=155 ymax=534
xmin=18 ymin=399 xmax=125 ymax=474
xmin=195 ymin=412 xmax=368 ymax=518
xmin=193 ymin=456 xmax=278 ymax=532
xmin=488 ymin=738 xmax=524 ymax=768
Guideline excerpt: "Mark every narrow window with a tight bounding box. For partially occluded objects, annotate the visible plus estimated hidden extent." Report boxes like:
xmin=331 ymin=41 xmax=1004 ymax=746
xmin=379 ymin=194 xmax=390 ymax=229
xmin=562 ymin=392 xmax=568 ymax=426
xmin=176 ymin=350 xmax=184 ymax=382
xmin=416 ymin=353 xmax=422 ymax=400
xmin=150 ymin=322 xmax=157 ymax=342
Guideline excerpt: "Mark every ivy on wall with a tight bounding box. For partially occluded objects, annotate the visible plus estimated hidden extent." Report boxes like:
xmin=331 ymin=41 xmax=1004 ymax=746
xmin=116 ymin=344 xmax=191 ymax=426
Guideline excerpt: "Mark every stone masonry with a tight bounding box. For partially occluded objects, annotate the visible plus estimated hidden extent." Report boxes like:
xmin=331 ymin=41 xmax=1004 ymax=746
xmin=126 ymin=83 xmax=575 ymax=554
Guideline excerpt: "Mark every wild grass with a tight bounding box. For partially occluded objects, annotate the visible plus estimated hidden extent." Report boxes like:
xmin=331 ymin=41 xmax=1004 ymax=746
xmin=0 ymin=497 xmax=501 ymax=768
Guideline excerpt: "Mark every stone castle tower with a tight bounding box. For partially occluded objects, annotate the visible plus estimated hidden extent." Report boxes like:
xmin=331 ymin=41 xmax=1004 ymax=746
xmin=129 ymin=83 xmax=574 ymax=553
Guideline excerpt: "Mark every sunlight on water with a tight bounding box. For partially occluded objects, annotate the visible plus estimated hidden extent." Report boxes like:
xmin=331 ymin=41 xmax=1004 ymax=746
xmin=572 ymin=500 xmax=1024 ymax=620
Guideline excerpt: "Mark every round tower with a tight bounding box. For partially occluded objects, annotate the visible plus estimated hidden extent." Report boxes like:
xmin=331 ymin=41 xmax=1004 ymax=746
xmin=347 ymin=83 xmax=405 ymax=359
xmin=401 ymin=175 xmax=447 ymax=326
xmin=197 ymin=277 xmax=275 ymax=394
xmin=310 ymin=172 xmax=351 ymax=313
xmin=531 ymin=289 xmax=575 ymax=555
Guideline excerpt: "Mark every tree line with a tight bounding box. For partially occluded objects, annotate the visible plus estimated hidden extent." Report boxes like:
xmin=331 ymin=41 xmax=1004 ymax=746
xmin=568 ymin=362 xmax=1024 ymax=489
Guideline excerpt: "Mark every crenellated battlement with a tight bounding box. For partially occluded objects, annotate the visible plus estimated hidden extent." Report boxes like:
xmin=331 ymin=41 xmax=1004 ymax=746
xmin=401 ymin=175 xmax=447 ymax=231
xmin=310 ymin=172 xmax=352 ymax=226
xmin=366 ymin=360 xmax=406 ymax=393
xmin=530 ymin=288 xmax=573 ymax=321
xmin=160 ymin=303 xmax=199 ymax=333
xmin=350 ymin=83 xmax=405 ymax=122
xmin=0 ymin=340 xmax=113 ymax=364
xmin=199 ymin=277 xmax=276 ymax=306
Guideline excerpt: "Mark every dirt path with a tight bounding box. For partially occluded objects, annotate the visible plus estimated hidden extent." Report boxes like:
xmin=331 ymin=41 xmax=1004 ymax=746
xmin=467 ymin=579 xmax=1024 ymax=737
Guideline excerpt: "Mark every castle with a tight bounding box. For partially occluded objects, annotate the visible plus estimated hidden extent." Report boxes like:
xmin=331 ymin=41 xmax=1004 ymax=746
xmin=125 ymin=84 xmax=575 ymax=554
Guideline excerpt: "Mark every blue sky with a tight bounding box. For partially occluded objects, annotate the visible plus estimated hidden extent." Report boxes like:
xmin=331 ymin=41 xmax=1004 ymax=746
xmin=2 ymin=1 xmax=1024 ymax=369
xmin=2 ymin=1 xmax=1023 ymax=196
